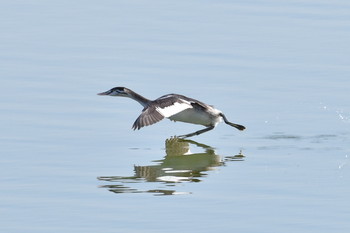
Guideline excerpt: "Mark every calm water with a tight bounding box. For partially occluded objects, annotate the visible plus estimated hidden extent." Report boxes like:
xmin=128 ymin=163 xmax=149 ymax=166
xmin=1 ymin=1 xmax=349 ymax=232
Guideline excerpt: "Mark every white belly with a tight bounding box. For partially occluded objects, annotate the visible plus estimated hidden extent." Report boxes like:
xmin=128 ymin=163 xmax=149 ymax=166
xmin=168 ymin=108 xmax=222 ymax=127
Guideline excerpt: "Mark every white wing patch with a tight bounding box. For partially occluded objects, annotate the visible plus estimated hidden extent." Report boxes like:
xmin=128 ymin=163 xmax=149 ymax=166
xmin=156 ymin=101 xmax=193 ymax=118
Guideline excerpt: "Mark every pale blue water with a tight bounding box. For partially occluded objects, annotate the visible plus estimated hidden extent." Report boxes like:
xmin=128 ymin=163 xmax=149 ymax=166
xmin=1 ymin=1 xmax=349 ymax=232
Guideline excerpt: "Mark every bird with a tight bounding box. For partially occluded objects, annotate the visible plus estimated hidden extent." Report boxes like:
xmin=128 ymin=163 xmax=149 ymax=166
xmin=98 ymin=87 xmax=246 ymax=138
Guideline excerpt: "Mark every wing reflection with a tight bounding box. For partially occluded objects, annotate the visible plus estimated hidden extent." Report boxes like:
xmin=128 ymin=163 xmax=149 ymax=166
xmin=98 ymin=137 xmax=244 ymax=196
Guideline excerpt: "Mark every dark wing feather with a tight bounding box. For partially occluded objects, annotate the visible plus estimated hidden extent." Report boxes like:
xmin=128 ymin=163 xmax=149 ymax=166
xmin=132 ymin=106 xmax=165 ymax=130
xmin=190 ymin=102 xmax=207 ymax=111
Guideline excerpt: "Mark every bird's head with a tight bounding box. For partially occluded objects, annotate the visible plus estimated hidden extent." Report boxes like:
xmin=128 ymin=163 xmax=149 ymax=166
xmin=97 ymin=87 xmax=130 ymax=97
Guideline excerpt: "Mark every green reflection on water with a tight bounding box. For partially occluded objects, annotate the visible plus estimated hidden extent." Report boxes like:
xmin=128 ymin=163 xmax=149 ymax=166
xmin=98 ymin=137 xmax=244 ymax=196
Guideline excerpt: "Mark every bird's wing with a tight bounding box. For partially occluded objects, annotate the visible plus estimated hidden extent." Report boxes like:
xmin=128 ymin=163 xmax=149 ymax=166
xmin=132 ymin=106 xmax=165 ymax=130
xmin=132 ymin=96 xmax=194 ymax=130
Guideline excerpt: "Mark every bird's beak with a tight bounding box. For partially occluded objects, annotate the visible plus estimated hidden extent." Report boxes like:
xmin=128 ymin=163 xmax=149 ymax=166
xmin=97 ymin=91 xmax=109 ymax=96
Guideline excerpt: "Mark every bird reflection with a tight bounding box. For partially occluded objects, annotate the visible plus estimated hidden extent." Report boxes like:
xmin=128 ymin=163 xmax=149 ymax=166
xmin=98 ymin=138 xmax=244 ymax=196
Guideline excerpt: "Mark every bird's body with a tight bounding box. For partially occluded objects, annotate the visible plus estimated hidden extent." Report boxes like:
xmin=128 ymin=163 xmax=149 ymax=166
xmin=98 ymin=87 xmax=245 ymax=137
xmin=164 ymin=95 xmax=222 ymax=126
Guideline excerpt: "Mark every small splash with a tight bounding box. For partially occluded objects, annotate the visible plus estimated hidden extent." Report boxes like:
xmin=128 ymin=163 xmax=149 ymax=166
xmin=338 ymin=154 xmax=348 ymax=170
xmin=336 ymin=109 xmax=350 ymax=122
xmin=320 ymin=102 xmax=350 ymax=123
xmin=224 ymin=150 xmax=245 ymax=162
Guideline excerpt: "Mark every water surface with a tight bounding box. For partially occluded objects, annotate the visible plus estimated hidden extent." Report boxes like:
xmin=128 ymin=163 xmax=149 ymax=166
xmin=1 ymin=1 xmax=349 ymax=232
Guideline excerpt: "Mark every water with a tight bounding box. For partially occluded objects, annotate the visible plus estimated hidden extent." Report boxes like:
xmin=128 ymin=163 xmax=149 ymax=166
xmin=1 ymin=0 xmax=349 ymax=232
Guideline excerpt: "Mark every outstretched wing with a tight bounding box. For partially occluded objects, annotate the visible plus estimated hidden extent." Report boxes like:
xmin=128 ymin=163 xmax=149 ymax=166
xmin=132 ymin=94 xmax=193 ymax=130
xmin=132 ymin=106 xmax=164 ymax=130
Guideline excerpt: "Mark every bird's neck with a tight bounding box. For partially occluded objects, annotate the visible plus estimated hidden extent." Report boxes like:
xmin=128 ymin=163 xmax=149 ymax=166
xmin=128 ymin=91 xmax=150 ymax=107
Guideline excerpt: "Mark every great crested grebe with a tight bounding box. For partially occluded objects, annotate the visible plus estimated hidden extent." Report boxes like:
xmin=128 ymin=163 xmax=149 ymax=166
xmin=98 ymin=87 xmax=245 ymax=138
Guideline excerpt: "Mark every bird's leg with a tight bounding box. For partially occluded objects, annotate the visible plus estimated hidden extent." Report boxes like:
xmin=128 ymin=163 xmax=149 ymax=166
xmin=219 ymin=113 xmax=246 ymax=131
xmin=178 ymin=126 xmax=215 ymax=138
